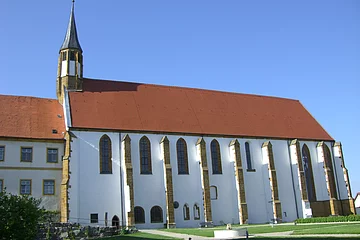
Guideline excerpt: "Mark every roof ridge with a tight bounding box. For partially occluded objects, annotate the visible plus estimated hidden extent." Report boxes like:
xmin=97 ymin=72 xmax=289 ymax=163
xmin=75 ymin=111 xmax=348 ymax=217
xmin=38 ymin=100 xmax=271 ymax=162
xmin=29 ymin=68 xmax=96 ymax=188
xmin=0 ymin=94 xmax=57 ymax=101
xmin=82 ymin=78 xmax=300 ymax=102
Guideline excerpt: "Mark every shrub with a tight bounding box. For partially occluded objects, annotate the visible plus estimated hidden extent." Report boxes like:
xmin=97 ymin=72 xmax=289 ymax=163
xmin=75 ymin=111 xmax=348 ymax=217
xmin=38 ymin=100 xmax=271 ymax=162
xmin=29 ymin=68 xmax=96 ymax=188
xmin=0 ymin=190 xmax=44 ymax=240
xmin=41 ymin=210 xmax=60 ymax=223
xmin=295 ymin=215 xmax=360 ymax=223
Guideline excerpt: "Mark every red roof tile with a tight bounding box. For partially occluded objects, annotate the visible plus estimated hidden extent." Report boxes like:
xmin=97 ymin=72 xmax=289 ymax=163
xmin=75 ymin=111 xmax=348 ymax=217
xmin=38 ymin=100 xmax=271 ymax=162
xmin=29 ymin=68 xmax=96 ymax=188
xmin=0 ymin=95 xmax=65 ymax=140
xmin=69 ymin=79 xmax=333 ymax=141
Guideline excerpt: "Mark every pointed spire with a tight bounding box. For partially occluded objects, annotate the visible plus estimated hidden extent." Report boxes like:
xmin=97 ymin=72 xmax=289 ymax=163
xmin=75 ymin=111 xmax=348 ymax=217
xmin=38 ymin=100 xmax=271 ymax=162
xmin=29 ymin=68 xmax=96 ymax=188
xmin=60 ymin=0 xmax=82 ymax=52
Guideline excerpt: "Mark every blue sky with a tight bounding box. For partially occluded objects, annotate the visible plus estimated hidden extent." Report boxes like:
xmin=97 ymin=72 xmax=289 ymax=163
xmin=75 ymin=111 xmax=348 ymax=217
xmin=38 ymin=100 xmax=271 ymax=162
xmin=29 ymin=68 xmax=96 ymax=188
xmin=1 ymin=1 xmax=359 ymax=196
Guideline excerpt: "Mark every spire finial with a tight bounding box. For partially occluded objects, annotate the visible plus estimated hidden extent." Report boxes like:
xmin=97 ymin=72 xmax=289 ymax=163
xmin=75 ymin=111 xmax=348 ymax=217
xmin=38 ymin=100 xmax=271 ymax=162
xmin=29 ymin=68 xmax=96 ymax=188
xmin=60 ymin=0 xmax=82 ymax=52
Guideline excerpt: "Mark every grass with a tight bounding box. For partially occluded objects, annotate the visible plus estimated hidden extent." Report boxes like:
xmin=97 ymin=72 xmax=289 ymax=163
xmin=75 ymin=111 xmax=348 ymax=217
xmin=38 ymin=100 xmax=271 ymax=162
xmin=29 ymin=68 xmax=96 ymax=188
xmin=101 ymin=232 xmax=181 ymax=239
xmin=161 ymin=223 xmax=360 ymax=237
xmin=293 ymin=223 xmax=360 ymax=235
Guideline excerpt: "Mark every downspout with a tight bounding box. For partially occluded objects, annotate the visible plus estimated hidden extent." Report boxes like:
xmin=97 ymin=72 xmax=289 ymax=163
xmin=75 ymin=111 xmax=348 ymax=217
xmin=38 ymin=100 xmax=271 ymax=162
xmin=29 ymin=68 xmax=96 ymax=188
xmin=331 ymin=142 xmax=344 ymax=215
xmin=119 ymin=133 xmax=125 ymax=227
xmin=287 ymin=140 xmax=299 ymax=219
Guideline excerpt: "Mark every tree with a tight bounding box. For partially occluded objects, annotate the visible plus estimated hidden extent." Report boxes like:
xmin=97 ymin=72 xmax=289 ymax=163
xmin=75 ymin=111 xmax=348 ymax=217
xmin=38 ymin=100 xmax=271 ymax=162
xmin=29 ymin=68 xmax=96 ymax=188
xmin=0 ymin=190 xmax=44 ymax=240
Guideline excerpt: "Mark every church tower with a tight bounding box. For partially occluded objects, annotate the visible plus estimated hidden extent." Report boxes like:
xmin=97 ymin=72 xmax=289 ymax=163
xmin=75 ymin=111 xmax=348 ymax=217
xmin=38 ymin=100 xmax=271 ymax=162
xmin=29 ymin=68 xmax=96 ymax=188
xmin=57 ymin=0 xmax=83 ymax=103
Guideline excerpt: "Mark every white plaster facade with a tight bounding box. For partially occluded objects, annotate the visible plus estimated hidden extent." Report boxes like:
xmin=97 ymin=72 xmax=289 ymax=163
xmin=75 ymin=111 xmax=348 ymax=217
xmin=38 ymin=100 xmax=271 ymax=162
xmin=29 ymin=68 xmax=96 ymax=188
xmin=0 ymin=139 xmax=63 ymax=211
xmin=356 ymin=195 xmax=360 ymax=208
xmin=356 ymin=194 xmax=360 ymax=215
xmin=66 ymin=130 xmax=351 ymax=228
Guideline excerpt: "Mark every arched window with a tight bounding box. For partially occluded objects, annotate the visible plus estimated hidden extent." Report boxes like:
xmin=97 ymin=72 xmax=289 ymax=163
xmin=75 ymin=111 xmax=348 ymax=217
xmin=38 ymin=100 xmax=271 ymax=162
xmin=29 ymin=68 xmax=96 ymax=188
xmin=210 ymin=140 xmax=222 ymax=174
xmin=210 ymin=185 xmax=218 ymax=200
xmin=323 ymin=144 xmax=338 ymax=199
xmin=112 ymin=215 xmax=119 ymax=228
xmin=177 ymin=138 xmax=189 ymax=174
xmin=99 ymin=135 xmax=112 ymax=174
xmin=245 ymin=142 xmax=253 ymax=170
xmin=139 ymin=136 xmax=152 ymax=174
xmin=193 ymin=204 xmax=200 ymax=220
xmin=134 ymin=206 xmax=145 ymax=224
xmin=150 ymin=206 xmax=163 ymax=223
xmin=302 ymin=144 xmax=317 ymax=201
xmin=183 ymin=204 xmax=190 ymax=220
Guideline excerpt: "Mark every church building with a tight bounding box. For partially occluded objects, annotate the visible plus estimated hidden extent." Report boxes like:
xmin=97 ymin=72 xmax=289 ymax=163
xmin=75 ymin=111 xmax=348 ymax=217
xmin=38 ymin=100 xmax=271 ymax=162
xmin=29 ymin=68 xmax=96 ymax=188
xmin=0 ymin=2 xmax=356 ymax=229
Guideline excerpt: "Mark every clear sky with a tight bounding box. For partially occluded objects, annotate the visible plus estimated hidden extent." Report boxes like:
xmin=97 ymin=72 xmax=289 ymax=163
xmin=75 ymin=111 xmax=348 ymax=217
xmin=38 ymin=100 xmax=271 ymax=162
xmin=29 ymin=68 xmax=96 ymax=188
xmin=1 ymin=1 xmax=359 ymax=196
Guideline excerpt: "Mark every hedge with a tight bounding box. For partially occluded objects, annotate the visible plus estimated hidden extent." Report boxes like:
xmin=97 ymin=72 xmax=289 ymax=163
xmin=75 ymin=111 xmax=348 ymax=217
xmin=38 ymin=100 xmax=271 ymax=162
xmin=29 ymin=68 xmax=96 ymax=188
xmin=295 ymin=215 xmax=360 ymax=223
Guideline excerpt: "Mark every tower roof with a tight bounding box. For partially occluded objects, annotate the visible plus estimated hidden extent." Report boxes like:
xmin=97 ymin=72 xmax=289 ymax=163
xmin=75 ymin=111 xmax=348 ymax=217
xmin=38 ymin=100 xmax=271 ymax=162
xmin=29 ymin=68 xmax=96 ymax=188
xmin=60 ymin=1 xmax=82 ymax=52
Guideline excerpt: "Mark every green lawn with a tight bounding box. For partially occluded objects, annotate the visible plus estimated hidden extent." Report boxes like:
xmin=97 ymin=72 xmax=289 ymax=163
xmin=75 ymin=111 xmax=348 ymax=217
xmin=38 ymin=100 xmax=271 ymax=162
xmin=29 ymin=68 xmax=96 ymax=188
xmin=293 ymin=223 xmax=360 ymax=235
xmin=101 ymin=232 xmax=181 ymax=240
xmin=161 ymin=223 xmax=360 ymax=237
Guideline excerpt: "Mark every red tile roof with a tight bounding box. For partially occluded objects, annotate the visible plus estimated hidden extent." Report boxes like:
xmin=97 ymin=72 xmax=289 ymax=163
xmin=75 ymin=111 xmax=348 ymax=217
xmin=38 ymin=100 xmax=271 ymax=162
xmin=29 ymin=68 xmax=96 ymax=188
xmin=0 ymin=95 xmax=65 ymax=140
xmin=69 ymin=79 xmax=333 ymax=141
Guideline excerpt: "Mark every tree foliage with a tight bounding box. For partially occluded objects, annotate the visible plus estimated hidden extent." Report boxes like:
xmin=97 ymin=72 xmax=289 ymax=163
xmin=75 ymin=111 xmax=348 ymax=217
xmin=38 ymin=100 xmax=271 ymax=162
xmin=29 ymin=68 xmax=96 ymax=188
xmin=0 ymin=190 xmax=44 ymax=240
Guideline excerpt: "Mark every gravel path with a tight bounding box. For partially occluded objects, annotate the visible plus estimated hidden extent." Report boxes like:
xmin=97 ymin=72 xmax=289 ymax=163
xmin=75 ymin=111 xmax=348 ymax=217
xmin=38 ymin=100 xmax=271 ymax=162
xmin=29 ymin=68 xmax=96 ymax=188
xmin=141 ymin=229 xmax=214 ymax=239
xmin=141 ymin=229 xmax=360 ymax=239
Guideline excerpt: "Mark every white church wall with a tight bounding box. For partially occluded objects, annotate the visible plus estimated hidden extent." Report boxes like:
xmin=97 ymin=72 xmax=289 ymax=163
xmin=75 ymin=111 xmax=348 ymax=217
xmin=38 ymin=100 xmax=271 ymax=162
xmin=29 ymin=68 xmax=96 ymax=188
xmin=332 ymin=148 xmax=349 ymax=200
xmin=204 ymin=137 xmax=239 ymax=226
xmin=289 ymin=143 xmax=305 ymax=218
xmin=66 ymin=129 xmax=343 ymax=227
xmin=68 ymin=131 xmax=122 ymax=226
xmin=239 ymin=139 xmax=271 ymax=224
xmin=308 ymin=141 xmax=330 ymax=201
xmin=167 ymin=135 xmax=204 ymax=228
xmin=270 ymin=140 xmax=298 ymax=222
xmin=128 ymin=133 xmax=167 ymax=229
xmin=315 ymin=141 xmax=341 ymax=201
xmin=0 ymin=139 xmax=63 ymax=210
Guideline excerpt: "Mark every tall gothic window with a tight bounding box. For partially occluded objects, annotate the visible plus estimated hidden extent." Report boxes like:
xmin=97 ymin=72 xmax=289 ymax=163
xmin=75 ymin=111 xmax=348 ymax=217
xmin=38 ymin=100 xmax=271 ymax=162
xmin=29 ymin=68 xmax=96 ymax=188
xmin=177 ymin=138 xmax=189 ymax=174
xmin=140 ymin=136 xmax=152 ymax=174
xmin=211 ymin=139 xmax=222 ymax=174
xmin=193 ymin=204 xmax=200 ymax=220
xmin=134 ymin=206 xmax=145 ymax=224
xmin=302 ymin=144 xmax=317 ymax=201
xmin=183 ymin=204 xmax=190 ymax=220
xmin=150 ymin=206 xmax=163 ymax=223
xmin=100 ymin=135 xmax=112 ymax=174
xmin=323 ymin=144 xmax=338 ymax=199
xmin=245 ymin=142 xmax=253 ymax=170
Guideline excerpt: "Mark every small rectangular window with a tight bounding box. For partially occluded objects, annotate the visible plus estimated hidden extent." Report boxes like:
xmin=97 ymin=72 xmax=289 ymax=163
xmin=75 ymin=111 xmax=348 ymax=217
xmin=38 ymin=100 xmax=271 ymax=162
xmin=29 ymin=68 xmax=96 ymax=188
xmin=0 ymin=179 xmax=3 ymax=191
xmin=20 ymin=180 xmax=31 ymax=195
xmin=78 ymin=54 xmax=82 ymax=63
xmin=43 ymin=180 xmax=55 ymax=195
xmin=90 ymin=213 xmax=98 ymax=223
xmin=47 ymin=148 xmax=58 ymax=163
xmin=62 ymin=52 xmax=67 ymax=61
xmin=0 ymin=146 xmax=4 ymax=161
xmin=210 ymin=186 xmax=218 ymax=200
xmin=21 ymin=147 xmax=33 ymax=162
xmin=70 ymin=51 xmax=76 ymax=61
